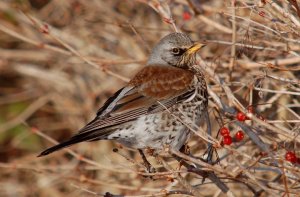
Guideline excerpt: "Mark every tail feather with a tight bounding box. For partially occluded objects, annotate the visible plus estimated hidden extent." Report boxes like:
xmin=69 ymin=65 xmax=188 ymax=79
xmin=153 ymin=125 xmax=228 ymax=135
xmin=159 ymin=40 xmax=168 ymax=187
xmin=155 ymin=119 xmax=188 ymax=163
xmin=37 ymin=129 xmax=112 ymax=157
xmin=38 ymin=140 xmax=75 ymax=157
xmin=38 ymin=134 xmax=90 ymax=157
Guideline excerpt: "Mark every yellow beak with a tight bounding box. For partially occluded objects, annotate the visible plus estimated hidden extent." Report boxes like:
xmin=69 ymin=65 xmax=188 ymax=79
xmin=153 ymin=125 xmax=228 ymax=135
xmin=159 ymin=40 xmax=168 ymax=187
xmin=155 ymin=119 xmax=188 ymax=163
xmin=186 ymin=42 xmax=206 ymax=55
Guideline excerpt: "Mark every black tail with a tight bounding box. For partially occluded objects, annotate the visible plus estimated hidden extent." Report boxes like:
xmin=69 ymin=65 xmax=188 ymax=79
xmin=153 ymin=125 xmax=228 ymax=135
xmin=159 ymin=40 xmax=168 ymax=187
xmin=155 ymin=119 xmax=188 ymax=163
xmin=37 ymin=129 xmax=112 ymax=157
xmin=37 ymin=134 xmax=90 ymax=157
xmin=38 ymin=140 xmax=74 ymax=157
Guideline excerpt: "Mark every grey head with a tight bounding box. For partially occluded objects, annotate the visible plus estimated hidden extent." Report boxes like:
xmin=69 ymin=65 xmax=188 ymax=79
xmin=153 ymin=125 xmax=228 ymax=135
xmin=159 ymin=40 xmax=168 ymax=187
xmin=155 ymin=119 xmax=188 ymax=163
xmin=147 ymin=32 xmax=205 ymax=68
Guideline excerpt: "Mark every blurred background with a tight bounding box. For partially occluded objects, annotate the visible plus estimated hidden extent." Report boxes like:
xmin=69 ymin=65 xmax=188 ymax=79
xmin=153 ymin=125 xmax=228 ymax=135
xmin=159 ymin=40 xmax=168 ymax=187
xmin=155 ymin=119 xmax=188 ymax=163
xmin=0 ymin=0 xmax=300 ymax=196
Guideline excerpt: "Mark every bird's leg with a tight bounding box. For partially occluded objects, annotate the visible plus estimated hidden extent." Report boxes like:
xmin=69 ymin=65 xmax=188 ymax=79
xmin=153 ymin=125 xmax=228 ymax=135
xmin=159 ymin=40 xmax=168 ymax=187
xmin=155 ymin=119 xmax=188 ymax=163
xmin=204 ymin=145 xmax=214 ymax=164
xmin=177 ymin=144 xmax=191 ymax=170
xmin=138 ymin=149 xmax=156 ymax=173
xmin=203 ymin=110 xmax=215 ymax=164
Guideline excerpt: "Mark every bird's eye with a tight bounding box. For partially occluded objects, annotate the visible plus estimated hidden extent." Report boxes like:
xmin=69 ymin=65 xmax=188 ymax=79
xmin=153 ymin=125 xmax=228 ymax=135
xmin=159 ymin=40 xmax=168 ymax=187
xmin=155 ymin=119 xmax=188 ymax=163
xmin=171 ymin=48 xmax=180 ymax=54
xmin=171 ymin=48 xmax=186 ymax=56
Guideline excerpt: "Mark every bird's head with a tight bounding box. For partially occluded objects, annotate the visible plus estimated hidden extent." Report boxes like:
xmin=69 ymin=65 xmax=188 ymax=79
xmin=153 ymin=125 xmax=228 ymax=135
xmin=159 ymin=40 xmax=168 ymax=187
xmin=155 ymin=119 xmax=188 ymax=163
xmin=147 ymin=32 xmax=205 ymax=68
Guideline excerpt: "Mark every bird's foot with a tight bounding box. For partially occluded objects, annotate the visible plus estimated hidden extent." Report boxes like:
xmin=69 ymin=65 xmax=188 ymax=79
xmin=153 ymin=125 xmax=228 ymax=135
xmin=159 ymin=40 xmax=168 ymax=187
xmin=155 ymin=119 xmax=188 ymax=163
xmin=138 ymin=149 xmax=157 ymax=180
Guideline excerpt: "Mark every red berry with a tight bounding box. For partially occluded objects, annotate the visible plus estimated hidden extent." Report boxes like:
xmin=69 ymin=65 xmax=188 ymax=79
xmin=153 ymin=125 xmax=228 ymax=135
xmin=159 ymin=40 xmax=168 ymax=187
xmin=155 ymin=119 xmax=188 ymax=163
xmin=220 ymin=127 xmax=230 ymax=136
xmin=247 ymin=105 xmax=254 ymax=114
xmin=183 ymin=11 xmax=191 ymax=21
xmin=285 ymin=151 xmax=297 ymax=163
xmin=236 ymin=112 xmax=247 ymax=121
xmin=235 ymin=130 xmax=244 ymax=141
xmin=223 ymin=136 xmax=232 ymax=145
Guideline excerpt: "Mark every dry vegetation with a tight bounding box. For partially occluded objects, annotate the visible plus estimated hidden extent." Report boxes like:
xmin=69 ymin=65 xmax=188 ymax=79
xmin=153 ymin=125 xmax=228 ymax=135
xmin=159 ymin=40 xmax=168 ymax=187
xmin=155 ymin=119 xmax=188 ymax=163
xmin=0 ymin=0 xmax=300 ymax=196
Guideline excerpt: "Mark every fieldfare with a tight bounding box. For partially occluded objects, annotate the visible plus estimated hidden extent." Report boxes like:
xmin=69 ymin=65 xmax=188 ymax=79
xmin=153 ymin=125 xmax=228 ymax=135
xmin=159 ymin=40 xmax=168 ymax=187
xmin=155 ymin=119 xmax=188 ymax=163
xmin=38 ymin=33 xmax=208 ymax=160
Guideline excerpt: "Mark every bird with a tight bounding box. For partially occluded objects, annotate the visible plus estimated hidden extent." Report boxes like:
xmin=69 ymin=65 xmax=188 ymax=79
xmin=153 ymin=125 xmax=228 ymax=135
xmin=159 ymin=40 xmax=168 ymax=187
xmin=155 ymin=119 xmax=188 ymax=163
xmin=38 ymin=32 xmax=208 ymax=164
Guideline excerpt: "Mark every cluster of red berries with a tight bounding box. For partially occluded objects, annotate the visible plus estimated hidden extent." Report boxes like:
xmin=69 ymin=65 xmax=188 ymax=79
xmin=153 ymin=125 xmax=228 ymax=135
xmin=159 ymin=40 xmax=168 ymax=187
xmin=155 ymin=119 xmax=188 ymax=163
xmin=220 ymin=127 xmax=244 ymax=145
xmin=220 ymin=106 xmax=268 ymax=146
xmin=285 ymin=151 xmax=300 ymax=164
xmin=222 ymin=106 xmax=299 ymax=165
